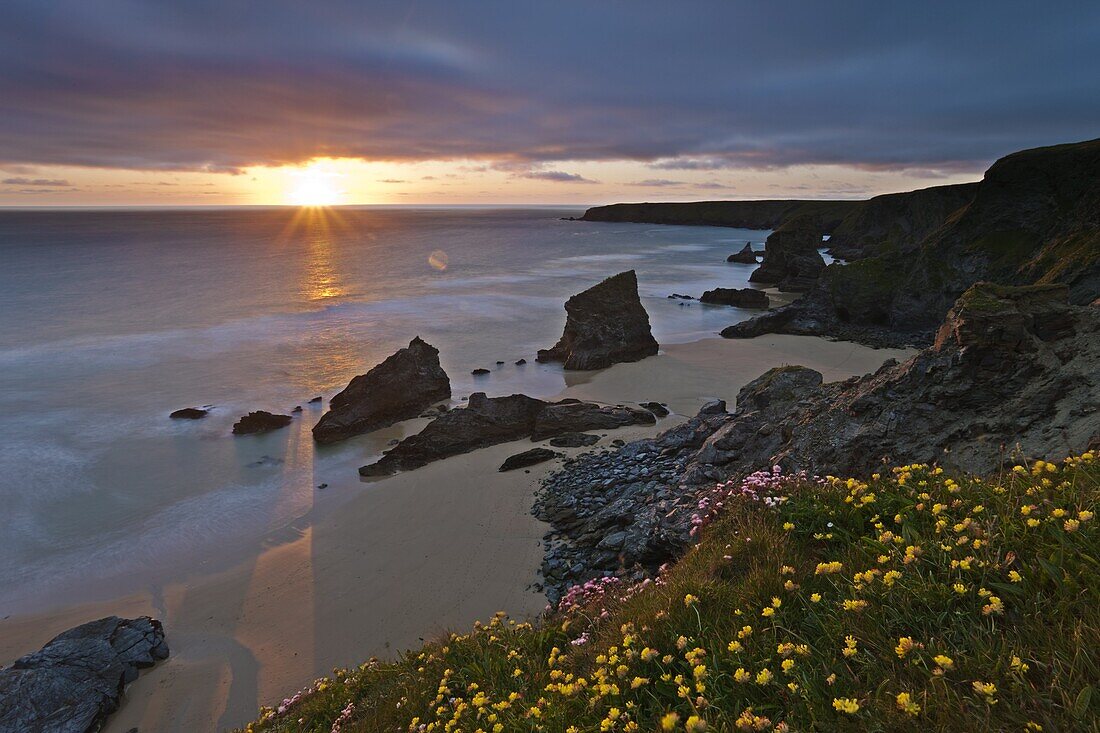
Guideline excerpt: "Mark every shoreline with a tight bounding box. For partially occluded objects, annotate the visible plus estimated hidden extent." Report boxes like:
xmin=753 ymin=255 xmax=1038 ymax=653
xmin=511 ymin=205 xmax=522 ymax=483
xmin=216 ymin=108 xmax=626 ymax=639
xmin=0 ymin=334 xmax=914 ymax=732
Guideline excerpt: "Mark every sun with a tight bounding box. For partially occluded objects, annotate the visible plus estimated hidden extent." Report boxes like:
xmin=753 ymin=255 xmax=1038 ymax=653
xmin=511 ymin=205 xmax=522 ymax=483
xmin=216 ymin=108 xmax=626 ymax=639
xmin=286 ymin=162 xmax=343 ymax=206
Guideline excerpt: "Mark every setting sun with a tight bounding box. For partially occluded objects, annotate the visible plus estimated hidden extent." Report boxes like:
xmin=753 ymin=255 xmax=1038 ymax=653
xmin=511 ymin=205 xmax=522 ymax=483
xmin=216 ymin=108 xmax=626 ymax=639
xmin=286 ymin=162 xmax=343 ymax=206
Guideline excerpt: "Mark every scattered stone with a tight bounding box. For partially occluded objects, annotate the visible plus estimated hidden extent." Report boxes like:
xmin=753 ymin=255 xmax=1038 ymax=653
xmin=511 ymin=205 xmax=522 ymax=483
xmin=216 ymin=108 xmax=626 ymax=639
xmin=548 ymin=432 xmax=601 ymax=448
xmin=0 ymin=616 xmax=168 ymax=733
xmin=726 ymin=242 xmax=759 ymax=264
xmin=313 ymin=337 xmax=451 ymax=444
xmin=515 ymin=358 xmax=527 ymax=365
xmin=472 ymin=368 xmax=491 ymax=376
xmin=640 ymin=401 xmax=670 ymax=417
xmin=537 ymin=270 xmax=659 ymax=370
xmin=699 ymin=287 xmax=769 ymax=309
xmin=496 ymin=361 xmax=505 ymax=365
xmin=530 ymin=402 xmax=655 ymax=441
xmin=233 ymin=411 xmax=292 ymax=435
xmin=309 ymin=396 xmax=323 ymax=404
xmin=667 ymin=293 xmax=695 ymax=300
xmin=169 ymin=407 xmax=207 ymax=420
xmin=247 ymin=455 xmax=284 ymax=468
xmin=500 ymin=448 xmax=560 ymax=472
xmin=317 ymin=483 xmax=328 ymax=490
xmin=292 ymin=406 xmax=303 ymax=413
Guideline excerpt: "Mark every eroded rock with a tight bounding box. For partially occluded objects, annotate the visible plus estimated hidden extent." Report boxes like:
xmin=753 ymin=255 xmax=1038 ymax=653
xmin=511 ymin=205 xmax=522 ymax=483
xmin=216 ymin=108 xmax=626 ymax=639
xmin=233 ymin=411 xmax=292 ymax=435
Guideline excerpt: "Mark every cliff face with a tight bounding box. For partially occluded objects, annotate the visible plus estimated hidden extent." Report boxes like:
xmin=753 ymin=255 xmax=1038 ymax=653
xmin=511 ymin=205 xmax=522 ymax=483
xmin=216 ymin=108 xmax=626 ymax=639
xmin=726 ymin=138 xmax=1100 ymax=347
xmin=826 ymin=182 xmax=978 ymax=260
xmin=579 ymin=199 xmax=859 ymax=232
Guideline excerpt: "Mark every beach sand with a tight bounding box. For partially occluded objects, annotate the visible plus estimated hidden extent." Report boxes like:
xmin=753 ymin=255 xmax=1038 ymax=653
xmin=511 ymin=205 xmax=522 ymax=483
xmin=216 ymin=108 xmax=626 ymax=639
xmin=0 ymin=335 xmax=913 ymax=732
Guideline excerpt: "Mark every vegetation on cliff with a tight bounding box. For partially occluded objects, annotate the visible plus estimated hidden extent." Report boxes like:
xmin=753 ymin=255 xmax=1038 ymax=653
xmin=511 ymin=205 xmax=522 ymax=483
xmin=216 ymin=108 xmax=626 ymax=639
xmin=579 ymin=200 xmax=858 ymax=233
xmin=241 ymin=452 xmax=1098 ymax=732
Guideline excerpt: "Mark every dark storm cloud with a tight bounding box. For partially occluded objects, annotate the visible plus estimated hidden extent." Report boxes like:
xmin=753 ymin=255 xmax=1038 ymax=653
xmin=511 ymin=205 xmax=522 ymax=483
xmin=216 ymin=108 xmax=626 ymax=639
xmin=0 ymin=0 xmax=1098 ymax=172
xmin=520 ymin=171 xmax=598 ymax=183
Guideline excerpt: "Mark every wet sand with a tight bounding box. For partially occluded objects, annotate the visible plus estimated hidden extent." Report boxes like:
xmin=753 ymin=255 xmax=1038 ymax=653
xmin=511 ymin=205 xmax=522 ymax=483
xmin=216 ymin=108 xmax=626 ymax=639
xmin=0 ymin=335 xmax=913 ymax=732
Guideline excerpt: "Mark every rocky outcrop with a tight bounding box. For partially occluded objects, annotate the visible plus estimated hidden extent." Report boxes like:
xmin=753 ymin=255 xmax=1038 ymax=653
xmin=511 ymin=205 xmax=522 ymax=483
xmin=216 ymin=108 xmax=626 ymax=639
xmin=727 ymin=138 xmax=1100 ymax=347
xmin=537 ymin=271 xmax=659 ymax=370
xmin=531 ymin=401 xmax=655 ymax=441
xmin=726 ymin=243 xmax=759 ymax=264
xmin=169 ymin=407 xmax=207 ymax=419
xmin=0 ymin=616 xmax=169 ymax=733
xmin=500 ymin=448 xmax=560 ymax=472
xmin=232 ymin=411 xmax=292 ymax=435
xmin=538 ymin=284 xmax=1100 ymax=598
xmin=826 ymin=182 xmax=978 ymax=260
xmin=748 ymin=218 xmax=827 ymax=292
xmin=579 ymin=199 xmax=858 ymax=231
xmin=313 ymin=337 xmax=450 ymax=444
xmin=359 ymin=393 xmax=656 ymax=476
xmin=699 ymin=287 xmax=768 ymax=309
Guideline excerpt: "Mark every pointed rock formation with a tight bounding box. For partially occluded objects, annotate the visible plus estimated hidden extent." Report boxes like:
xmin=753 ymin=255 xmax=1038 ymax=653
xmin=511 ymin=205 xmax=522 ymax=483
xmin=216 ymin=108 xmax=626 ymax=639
xmin=537 ymin=270 xmax=659 ymax=370
xmin=313 ymin=337 xmax=451 ymax=444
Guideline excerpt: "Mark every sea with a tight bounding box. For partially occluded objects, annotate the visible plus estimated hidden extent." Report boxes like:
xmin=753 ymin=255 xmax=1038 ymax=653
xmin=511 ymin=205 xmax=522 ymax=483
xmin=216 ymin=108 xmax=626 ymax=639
xmin=0 ymin=206 xmax=790 ymax=615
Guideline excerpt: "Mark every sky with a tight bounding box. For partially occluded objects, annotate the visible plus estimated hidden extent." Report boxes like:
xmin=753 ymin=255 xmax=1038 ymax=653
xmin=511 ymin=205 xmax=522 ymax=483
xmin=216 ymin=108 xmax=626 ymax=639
xmin=1 ymin=0 xmax=1098 ymax=206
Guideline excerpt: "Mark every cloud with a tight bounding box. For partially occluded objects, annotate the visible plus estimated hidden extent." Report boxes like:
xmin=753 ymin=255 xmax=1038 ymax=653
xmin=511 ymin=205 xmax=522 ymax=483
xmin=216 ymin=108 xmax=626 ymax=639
xmin=626 ymin=178 xmax=684 ymax=187
xmin=0 ymin=1 xmax=1097 ymax=175
xmin=2 ymin=177 xmax=71 ymax=186
xmin=377 ymin=178 xmax=407 ymax=183
xmin=693 ymin=182 xmax=729 ymax=190
xmin=519 ymin=170 xmax=598 ymax=183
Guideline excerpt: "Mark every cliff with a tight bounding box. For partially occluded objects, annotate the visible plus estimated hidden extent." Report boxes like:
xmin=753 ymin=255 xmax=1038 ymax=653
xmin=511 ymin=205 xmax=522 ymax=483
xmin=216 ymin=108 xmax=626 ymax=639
xmin=725 ymin=138 xmax=1100 ymax=346
xmin=579 ymin=199 xmax=859 ymax=232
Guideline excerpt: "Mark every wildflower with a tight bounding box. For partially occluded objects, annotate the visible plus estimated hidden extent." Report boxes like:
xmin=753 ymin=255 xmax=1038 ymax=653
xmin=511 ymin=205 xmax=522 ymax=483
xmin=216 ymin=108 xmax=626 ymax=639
xmin=933 ymin=654 xmax=954 ymax=671
xmin=737 ymin=625 xmax=753 ymax=639
xmin=810 ymin=593 xmax=822 ymax=603
xmin=782 ymin=522 xmax=795 ymax=531
xmin=896 ymin=692 xmax=921 ymax=716
xmin=842 ymin=599 xmax=868 ymax=612
xmin=815 ymin=561 xmax=843 ymax=575
xmin=660 ymin=712 xmax=680 ymax=731
xmin=640 ymin=647 xmax=658 ymax=663
xmin=755 ymin=668 xmax=773 ymax=685
xmin=982 ymin=596 xmax=1004 ymax=615
xmin=883 ymin=570 xmax=902 ymax=587
xmin=733 ymin=668 xmax=751 ymax=683
xmin=1080 ymin=510 xmax=1095 ymax=522
xmin=972 ymin=681 xmax=998 ymax=704
xmin=842 ymin=636 xmax=858 ymax=658
xmin=630 ymin=676 xmax=648 ymax=689
xmin=781 ymin=659 xmax=796 ymax=673
xmin=952 ymin=582 xmax=967 ymax=594
xmin=1008 ymin=570 xmax=1022 ymax=583
xmin=780 ymin=565 xmax=795 ymax=575
xmin=761 ymin=607 xmax=775 ymax=618
xmin=1011 ymin=656 xmax=1030 ymax=673
xmin=685 ymin=715 xmax=707 ymax=732
xmin=832 ymin=698 xmax=860 ymax=714
xmin=1064 ymin=519 xmax=1080 ymax=532
xmin=684 ymin=594 xmax=699 ymax=607
xmin=895 ymin=637 xmax=920 ymax=659
xmin=727 ymin=640 xmax=742 ymax=653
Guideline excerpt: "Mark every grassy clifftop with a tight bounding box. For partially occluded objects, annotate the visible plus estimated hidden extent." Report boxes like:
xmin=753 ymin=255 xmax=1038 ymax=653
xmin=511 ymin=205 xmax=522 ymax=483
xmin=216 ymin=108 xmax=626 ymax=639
xmin=579 ymin=200 xmax=859 ymax=232
xmin=241 ymin=452 xmax=1098 ymax=732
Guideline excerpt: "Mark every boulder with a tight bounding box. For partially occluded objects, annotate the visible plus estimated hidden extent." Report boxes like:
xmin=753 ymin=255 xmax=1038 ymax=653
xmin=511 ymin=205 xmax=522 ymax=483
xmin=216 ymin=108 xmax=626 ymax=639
xmin=472 ymin=368 xmax=491 ymax=376
xmin=499 ymin=448 xmax=560 ymax=472
xmin=699 ymin=287 xmax=769 ymax=309
xmin=640 ymin=401 xmax=670 ymax=417
xmin=726 ymin=242 xmax=759 ymax=264
xmin=232 ymin=411 xmax=292 ymax=435
xmin=749 ymin=221 xmax=826 ymax=292
xmin=537 ymin=270 xmax=659 ymax=370
xmin=169 ymin=407 xmax=207 ymax=420
xmin=312 ymin=337 xmax=450 ymax=444
xmin=530 ymin=402 xmax=655 ymax=440
xmin=547 ymin=432 xmax=601 ymax=447
xmin=360 ymin=393 xmax=547 ymax=476
xmin=0 ymin=616 xmax=168 ymax=733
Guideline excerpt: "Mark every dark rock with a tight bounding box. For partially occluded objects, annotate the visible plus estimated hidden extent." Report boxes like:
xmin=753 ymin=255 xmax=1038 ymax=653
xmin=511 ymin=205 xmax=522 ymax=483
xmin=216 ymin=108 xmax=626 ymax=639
xmin=500 ymin=448 xmax=560 ymax=472
xmin=699 ymin=287 xmax=769 ymax=309
xmin=728 ymin=139 xmax=1100 ymax=347
xmin=169 ymin=407 xmax=207 ymax=420
xmin=579 ymin=200 xmax=859 ymax=231
xmin=308 ymin=396 xmax=323 ymax=404
xmin=232 ymin=411 xmax=292 ymax=435
xmin=667 ymin=293 xmax=695 ymax=300
xmin=472 ymin=368 xmax=491 ymax=376
xmin=698 ymin=399 xmax=727 ymax=415
xmin=537 ymin=270 xmax=659 ymax=370
xmin=530 ymin=402 xmax=655 ymax=440
xmin=495 ymin=361 xmax=505 ymax=365
xmin=548 ymin=432 xmax=601 ymax=448
xmin=640 ymin=401 xmax=670 ymax=417
xmin=291 ymin=406 xmax=303 ymax=413
xmin=317 ymin=483 xmax=328 ymax=489
xmin=0 ymin=616 xmax=168 ymax=733
xmin=749 ymin=217 xmax=827 ymax=292
xmin=313 ymin=337 xmax=451 ymax=444
xmin=726 ymin=242 xmax=759 ymax=264
xmin=360 ymin=393 xmax=548 ymax=476
xmin=515 ymin=359 xmax=527 ymax=365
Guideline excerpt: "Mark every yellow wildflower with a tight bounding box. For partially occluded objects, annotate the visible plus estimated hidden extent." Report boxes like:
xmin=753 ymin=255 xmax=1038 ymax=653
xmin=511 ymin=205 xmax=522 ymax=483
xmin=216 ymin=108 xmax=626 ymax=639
xmin=896 ymin=692 xmax=920 ymax=716
xmin=832 ymin=698 xmax=860 ymax=714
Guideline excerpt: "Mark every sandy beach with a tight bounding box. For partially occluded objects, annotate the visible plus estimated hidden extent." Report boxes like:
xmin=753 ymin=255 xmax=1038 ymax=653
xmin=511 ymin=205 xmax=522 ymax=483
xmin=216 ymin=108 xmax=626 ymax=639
xmin=0 ymin=334 xmax=913 ymax=732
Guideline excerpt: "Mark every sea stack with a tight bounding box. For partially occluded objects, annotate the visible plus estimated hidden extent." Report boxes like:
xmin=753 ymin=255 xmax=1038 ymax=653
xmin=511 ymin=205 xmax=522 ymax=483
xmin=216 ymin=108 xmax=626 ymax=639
xmin=537 ymin=270 xmax=659 ymax=370
xmin=313 ymin=336 xmax=451 ymax=444
xmin=749 ymin=219 xmax=827 ymax=292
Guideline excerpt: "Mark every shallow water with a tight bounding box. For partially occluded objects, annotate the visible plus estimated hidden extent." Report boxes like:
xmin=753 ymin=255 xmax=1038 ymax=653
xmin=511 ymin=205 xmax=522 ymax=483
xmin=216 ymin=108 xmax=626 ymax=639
xmin=0 ymin=206 xmax=778 ymax=614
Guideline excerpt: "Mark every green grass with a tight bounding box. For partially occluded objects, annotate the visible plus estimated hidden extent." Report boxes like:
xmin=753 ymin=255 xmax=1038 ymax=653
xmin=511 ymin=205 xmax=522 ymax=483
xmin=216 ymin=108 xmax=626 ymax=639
xmin=240 ymin=452 xmax=1099 ymax=733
